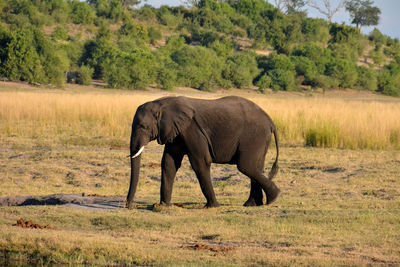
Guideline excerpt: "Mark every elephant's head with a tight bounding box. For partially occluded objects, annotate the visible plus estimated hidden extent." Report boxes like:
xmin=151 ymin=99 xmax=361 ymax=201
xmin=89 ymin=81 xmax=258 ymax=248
xmin=127 ymin=97 xmax=194 ymax=208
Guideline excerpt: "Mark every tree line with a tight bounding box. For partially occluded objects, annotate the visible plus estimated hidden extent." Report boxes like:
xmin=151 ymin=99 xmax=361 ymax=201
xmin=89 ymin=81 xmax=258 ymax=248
xmin=0 ymin=0 xmax=399 ymax=96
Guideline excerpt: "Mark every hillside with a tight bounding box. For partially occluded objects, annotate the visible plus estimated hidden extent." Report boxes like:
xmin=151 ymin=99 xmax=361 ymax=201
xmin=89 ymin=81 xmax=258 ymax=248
xmin=1 ymin=0 xmax=400 ymax=96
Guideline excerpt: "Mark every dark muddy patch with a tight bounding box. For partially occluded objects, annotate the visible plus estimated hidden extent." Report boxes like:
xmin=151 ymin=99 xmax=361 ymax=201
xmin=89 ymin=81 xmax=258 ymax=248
xmin=181 ymin=243 xmax=235 ymax=253
xmin=0 ymin=194 xmax=126 ymax=210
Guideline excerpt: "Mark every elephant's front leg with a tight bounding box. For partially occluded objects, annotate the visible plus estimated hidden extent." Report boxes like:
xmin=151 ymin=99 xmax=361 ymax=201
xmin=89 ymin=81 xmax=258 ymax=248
xmin=188 ymin=155 xmax=220 ymax=208
xmin=160 ymin=143 xmax=184 ymax=205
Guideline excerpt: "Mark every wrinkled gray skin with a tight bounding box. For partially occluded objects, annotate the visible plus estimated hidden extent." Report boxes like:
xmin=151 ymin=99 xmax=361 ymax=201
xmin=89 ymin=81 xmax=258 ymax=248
xmin=127 ymin=96 xmax=280 ymax=209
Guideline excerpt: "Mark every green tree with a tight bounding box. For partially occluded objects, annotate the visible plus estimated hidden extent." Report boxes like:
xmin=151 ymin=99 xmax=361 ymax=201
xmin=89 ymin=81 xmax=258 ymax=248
xmin=222 ymin=52 xmax=260 ymax=88
xmin=345 ymin=0 xmax=381 ymax=32
xmin=283 ymin=0 xmax=308 ymax=15
xmin=171 ymin=45 xmax=223 ymax=90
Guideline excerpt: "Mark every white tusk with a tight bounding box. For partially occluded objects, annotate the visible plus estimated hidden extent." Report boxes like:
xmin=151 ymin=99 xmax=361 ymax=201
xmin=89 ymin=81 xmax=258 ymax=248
xmin=131 ymin=146 xmax=144 ymax=158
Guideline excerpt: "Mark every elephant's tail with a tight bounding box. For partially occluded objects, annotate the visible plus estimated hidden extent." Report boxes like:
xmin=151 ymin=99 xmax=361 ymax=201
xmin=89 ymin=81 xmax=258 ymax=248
xmin=268 ymin=125 xmax=279 ymax=180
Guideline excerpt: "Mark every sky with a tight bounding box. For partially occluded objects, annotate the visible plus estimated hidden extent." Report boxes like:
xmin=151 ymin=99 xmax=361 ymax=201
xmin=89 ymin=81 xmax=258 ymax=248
xmin=140 ymin=0 xmax=400 ymax=39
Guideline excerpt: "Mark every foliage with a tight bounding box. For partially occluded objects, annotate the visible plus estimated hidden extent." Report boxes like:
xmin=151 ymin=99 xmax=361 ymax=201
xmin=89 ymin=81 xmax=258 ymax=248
xmin=356 ymin=66 xmax=377 ymax=91
xmin=148 ymin=26 xmax=162 ymax=45
xmin=52 ymin=24 xmax=69 ymax=41
xmin=171 ymin=45 xmax=223 ymax=90
xmin=256 ymin=74 xmax=272 ymax=92
xmin=0 ymin=0 xmax=396 ymax=95
xmin=76 ymin=65 xmax=94 ymax=86
xmin=325 ymin=58 xmax=358 ymax=88
xmin=102 ymin=47 xmax=155 ymax=89
xmin=221 ymin=52 xmax=260 ymax=88
xmin=0 ymin=27 xmax=68 ymax=86
xmin=377 ymin=69 xmax=400 ymax=97
xmin=70 ymin=0 xmax=95 ymax=24
xmin=345 ymin=0 xmax=381 ymax=30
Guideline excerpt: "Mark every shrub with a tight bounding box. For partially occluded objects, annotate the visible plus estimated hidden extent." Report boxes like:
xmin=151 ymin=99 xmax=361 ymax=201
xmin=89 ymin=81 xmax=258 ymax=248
xmin=256 ymin=74 xmax=271 ymax=92
xmin=52 ymin=25 xmax=69 ymax=41
xmin=325 ymin=59 xmax=358 ymax=88
xmin=259 ymin=53 xmax=295 ymax=72
xmin=171 ymin=45 xmax=223 ymax=90
xmin=76 ymin=65 xmax=94 ymax=85
xmin=148 ymin=26 xmax=162 ymax=45
xmin=267 ymin=69 xmax=297 ymax=91
xmin=356 ymin=66 xmax=377 ymax=91
xmin=157 ymin=6 xmax=180 ymax=27
xmin=305 ymin=123 xmax=339 ymax=148
xmin=0 ymin=27 xmax=68 ymax=86
xmin=290 ymin=56 xmax=317 ymax=85
xmin=377 ymin=70 xmax=400 ymax=96
xmin=157 ymin=68 xmax=176 ymax=91
xmin=209 ymin=38 xmax=233 ymax=58
xmin=222 ymin=52 xmax=260 ymax=88
xmin=368 ymin=28 xmax=386 ymax=49
xmin=70 ymin=0 xmax=94 ymax=24
xmin=311 ymin=74 xmax=339 ymax=90
xmin=102 ymin=48 xmax=156 ymax=89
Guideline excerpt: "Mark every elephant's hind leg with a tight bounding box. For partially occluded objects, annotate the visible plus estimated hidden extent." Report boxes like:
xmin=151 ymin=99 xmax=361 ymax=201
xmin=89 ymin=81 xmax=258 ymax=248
xmin=238 ymin=162 xmax=280 ymax=205
xmin=243 ymin=180 xmax=264 ymax=206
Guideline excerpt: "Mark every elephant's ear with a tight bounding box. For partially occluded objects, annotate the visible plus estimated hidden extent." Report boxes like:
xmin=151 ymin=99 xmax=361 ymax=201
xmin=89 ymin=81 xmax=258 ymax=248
xmin=158 ymin=100 xmax=194 ymax=144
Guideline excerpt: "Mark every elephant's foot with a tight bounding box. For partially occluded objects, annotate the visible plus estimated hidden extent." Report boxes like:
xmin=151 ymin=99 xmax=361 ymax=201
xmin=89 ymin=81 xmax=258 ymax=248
xmin=205 ymin=201 xmax=220 ymax=208
xmin=266 ymin=189 xmax=281 ymax=205
xmin=243 ymin=198 xmax=263 ymax=207
xmin=159 ymin=201 xmax=172 ymax=206
xmin=126 ymin=201 xmax=137 ymax=210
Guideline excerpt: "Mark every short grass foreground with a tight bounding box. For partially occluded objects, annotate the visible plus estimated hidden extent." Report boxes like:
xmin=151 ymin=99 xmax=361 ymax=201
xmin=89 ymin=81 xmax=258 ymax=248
xmin=0 ymin=85 xmax=399 ymax=265
xmin=1 ymin=139 xmax=399 ymax=265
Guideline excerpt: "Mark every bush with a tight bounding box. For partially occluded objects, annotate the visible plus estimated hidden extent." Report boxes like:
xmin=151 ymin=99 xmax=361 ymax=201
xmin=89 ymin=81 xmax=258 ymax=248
xmin=0 ymin=27 xmax=68 ymax=86
xmin=377 ymin=70 xmax=400 ymax=96
xmin=52 ymin=25 xmax=69 ymax=41
xmin=325 ymin=59 xmax=358 ymax=88
xmin=267 ymin=69 xmax=297 ymax=91
xmin=157 ymin=68 xmax=176 ymax=91
xmin=70 ymin=0 xmax=94 ymax=24
xmin=292 ymin=43 xmax=332 ymax=74
xmin=171 ymin=45 xmax=223 ymax=90
xmin=76 ymin=65 xmax=94 ymax=85
xmin=290 ymin=56 xmax=317 ymax=85
xmin=222 ymin=52 xmax=260 ymax=88
xmin=369 ymin=28 xmax=386 ymax=49
xmin=259 ymin=53 xmax=295 ymax=72
xmin=102 ymin=48 xmax=156 ymax=89
xmin=157 ymin=6 xmax=180 ymax=26
xmin=312 ymin=74 xmax=339 ymax=90
xmin=305 ymin=124 xmax=339 ymax=148
xmin=148 ymin=26 xmax=162 ymax=45
xmin=356 ymin=66 xmax=377 ymax=91
xmin=256 ymin=74 xmax=271 ymax=92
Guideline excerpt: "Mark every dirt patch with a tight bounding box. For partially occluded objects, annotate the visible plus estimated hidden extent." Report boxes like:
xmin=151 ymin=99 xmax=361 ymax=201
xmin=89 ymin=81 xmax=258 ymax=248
xmin=144 ymin=162 xmax=161 ymax=168
xmin=13 ymin=218 xmax=56 ymax=230
xmin=181 ymin=243 xmax=235 ymax=253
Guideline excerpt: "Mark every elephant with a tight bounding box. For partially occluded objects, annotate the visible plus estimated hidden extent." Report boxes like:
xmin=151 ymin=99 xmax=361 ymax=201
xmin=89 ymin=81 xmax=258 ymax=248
xmin=127 ymin=96 xmax=280 ymax=209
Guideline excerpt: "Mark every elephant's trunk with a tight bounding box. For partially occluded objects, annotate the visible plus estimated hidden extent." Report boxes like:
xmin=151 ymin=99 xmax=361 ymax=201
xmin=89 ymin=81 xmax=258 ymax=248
xmin=127 ymin=153 xmax=141 ymax=209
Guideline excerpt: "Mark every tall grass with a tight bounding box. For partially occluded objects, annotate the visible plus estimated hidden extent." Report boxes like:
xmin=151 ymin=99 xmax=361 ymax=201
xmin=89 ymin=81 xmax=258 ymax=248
xmin=1 ymin=91 xmax=399 ymax=149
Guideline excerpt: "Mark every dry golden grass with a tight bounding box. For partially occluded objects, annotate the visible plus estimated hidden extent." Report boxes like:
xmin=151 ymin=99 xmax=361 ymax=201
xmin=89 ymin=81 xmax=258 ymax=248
xmin=1 ymin=85 xmax=399 ymax=149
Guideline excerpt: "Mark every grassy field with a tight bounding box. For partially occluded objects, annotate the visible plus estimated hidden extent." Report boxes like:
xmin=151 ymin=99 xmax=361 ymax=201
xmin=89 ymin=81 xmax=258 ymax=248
xmin=0 ymin=82 xmax=399 ymax=265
